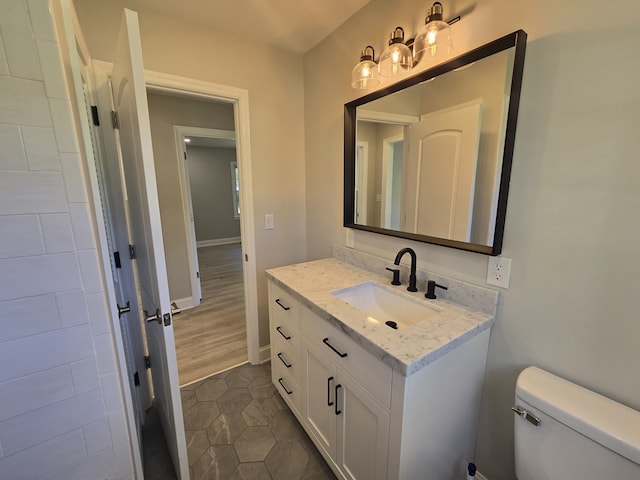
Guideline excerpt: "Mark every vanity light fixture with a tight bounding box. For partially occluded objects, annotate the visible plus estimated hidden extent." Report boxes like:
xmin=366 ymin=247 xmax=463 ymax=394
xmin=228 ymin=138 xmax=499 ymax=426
xmin=378 ymin=27 xmax=413 ymax=78
xmin=350 ymin=4 xmax=461 ymax=89
xmin=413 ymin=2 xmax=456 ymax=63
xmin=351 ymin=46 xmax=380 ymax=89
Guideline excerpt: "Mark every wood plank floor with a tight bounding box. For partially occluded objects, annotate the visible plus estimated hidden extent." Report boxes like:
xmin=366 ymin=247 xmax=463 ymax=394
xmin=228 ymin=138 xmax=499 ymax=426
xmin=173 ymin=243 xmax=247 ymax=386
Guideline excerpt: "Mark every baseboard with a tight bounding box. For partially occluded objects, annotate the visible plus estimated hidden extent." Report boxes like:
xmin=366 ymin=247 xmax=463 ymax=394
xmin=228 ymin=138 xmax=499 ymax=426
xmin=476 ymin=471 xmax=489 ymax=480
xmin=172 ymin=296 xmax=198 ymax=310
xmin=259 ymin=345 xmax=271 ymax=364
xmin=196 ymin=237 xmax=241 ymax=248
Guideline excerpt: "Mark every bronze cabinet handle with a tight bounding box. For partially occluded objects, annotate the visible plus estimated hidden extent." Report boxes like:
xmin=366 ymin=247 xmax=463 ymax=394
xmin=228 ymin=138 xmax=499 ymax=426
xmin=323 ymin=337 xmax=347 ymax=358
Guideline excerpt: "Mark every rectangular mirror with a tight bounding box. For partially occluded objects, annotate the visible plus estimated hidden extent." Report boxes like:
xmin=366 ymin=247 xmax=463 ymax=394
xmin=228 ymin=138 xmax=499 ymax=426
xmin=344 ymin=30 xmax=527 ymax=255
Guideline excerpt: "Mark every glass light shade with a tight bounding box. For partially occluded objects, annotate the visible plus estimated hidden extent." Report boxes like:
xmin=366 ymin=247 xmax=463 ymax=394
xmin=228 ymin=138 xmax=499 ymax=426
xmin=351 ymin=59 xmax=380 ymax=89
xmin=413 ymin=19 xmax=453 ymax=63
xmin=378 ymin=42 xmax=413 ymax=78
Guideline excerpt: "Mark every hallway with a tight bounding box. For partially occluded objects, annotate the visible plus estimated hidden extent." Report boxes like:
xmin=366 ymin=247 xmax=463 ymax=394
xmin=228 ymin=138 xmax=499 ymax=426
xmin=173 ymin=243 xmax=248 ymax=386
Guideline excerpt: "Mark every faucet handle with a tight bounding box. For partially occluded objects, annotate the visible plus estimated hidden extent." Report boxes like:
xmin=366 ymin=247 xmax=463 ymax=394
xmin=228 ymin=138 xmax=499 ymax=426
xmin=385 ymin=267 xmax=401 ymax=286
xmin=425 ymin=280 xmax=448 ymax=299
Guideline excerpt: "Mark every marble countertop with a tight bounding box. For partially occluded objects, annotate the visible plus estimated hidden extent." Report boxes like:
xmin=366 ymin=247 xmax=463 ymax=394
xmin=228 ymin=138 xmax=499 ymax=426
xmin=266 ymin=258 xmax=495 ymax=376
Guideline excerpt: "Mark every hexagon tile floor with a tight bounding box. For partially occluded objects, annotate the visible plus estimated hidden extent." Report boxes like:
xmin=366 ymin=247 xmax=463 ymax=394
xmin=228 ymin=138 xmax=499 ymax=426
xmin=144 ymin=362 xmax=338 ymax=480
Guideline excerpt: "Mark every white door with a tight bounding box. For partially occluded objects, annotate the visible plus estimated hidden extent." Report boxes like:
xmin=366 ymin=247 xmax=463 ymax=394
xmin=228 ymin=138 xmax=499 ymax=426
xmin=337 ymin=375 xmax=390 ymax=480
xmin=304 ymin=343 xmax=338 ymax=460
xmin=111 ymin=9 xmax=189 ymax=478
xmin=404 ymin=100 xmax=483 ymax=241
xmin=94 ymin=68 xmax=151 ymax=451
xmin=86 ymin=68 xmax=151 ymax=439
xmin=174 ymin=129 xmax=201 ymax=309
xmin=54 ymin=2 xmax=148 ymax=474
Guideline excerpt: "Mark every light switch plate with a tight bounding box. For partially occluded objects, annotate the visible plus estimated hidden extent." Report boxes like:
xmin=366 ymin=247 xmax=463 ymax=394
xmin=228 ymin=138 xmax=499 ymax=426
xmin=265 ymin=214 xmax=274 ymax=230
xmin=487 ymin=256 xmax=511 ymax=288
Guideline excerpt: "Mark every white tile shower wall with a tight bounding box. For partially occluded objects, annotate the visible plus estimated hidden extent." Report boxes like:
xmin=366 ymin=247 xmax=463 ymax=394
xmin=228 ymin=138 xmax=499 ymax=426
xmin=0 ymin=0 xmax=132 ymax=478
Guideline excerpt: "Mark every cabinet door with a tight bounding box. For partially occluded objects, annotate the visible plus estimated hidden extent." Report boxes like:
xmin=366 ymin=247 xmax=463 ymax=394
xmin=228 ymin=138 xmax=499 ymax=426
xmin=304 ymin=342 xmax=337 ymax=460
xmin=337 ymin=374 xmax=390 ymax=480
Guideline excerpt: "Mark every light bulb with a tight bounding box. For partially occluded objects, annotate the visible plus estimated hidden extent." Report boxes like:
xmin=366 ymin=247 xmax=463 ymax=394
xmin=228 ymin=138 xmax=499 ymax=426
xmin=378 ymin=27 xmax=413 ymax=78
xmin=427 ymin=26 xmax=438 ymax=45
xmin=413 ymin=2 xmax=453 ymax=64
xmin=351 ymin=46 xmax=380 ymax=89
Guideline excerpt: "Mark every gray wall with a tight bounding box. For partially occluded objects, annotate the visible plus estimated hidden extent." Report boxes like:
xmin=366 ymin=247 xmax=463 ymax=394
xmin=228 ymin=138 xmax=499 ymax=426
xmin=304 ymin=0 xmax=640 ymax=479
xmin=186 ymin=145 xmax=240 ymax=243
xmin=146 ymin=92 xmax=235 ymax=302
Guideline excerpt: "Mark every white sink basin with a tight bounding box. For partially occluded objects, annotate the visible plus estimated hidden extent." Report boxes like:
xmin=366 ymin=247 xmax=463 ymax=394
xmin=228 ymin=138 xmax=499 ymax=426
xmin=331 ymin=281 xmax=441 ymax=329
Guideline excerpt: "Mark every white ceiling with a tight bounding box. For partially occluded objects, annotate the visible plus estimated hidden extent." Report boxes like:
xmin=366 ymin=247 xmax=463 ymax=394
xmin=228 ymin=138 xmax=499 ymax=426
xmin=125 ymin=0 xmax=372 ymax=54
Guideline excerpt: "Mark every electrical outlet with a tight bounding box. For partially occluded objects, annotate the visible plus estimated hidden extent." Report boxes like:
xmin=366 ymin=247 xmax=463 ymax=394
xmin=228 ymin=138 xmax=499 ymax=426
xmin=487 ymin=256 xmax=511 ymax=288
xmin=346 ymin=228 xmax=355 ymax=248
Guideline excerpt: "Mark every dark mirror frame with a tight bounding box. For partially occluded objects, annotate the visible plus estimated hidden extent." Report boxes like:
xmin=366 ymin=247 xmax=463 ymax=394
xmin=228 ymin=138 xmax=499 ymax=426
xmin=344 ymin=30 xmax=527 ymax=256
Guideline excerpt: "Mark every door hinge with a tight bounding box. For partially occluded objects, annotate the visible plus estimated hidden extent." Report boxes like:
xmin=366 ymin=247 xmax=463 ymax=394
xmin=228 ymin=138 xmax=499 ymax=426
xmin=91 ymin=105 xmax=100 ymax=126
xmin=113 ymin=251 xmax=122 ymax=268
xmin=129 ymin=244 xmax=136 ymax=259
xmin=196 ymin=271 xmax=200 ymax=279
xmin=111 ymin=110 xmax=120 ymax=129
xmin=144 ymin=356 xmax=151 ymax=369
xmin=184 ymin=151 xmax=187 ymax=160
xmin=245 ymin=254 xmax=248 ymax=262
xmin=134 ymin=371 xmax=140 ymax=386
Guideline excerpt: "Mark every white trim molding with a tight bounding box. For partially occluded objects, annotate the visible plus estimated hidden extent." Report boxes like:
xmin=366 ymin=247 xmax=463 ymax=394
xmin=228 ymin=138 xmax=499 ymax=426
xmin=259 ymin=345 xmax=271 ymax=364
xmin=197 ymin=237 xmax=241 ymax=248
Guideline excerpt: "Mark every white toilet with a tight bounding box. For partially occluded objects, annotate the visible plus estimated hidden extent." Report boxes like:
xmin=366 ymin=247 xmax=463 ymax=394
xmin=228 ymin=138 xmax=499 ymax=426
xmin=513 ymin=366 xmax=640 ymax=479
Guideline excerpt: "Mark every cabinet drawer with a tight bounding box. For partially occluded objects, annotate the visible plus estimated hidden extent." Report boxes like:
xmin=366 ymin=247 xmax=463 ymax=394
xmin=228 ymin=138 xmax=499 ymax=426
xmin=271 ymin=357 xmax=302 ymax=415
xmin=269 ymin=282 xmax=300 ymax=328
xmin=270 ymin=326 xmax=302 ymax=385
xmin=300 ymin=305 xmax=392 ymax=409
xmin=270 ymin=321 xmax=300 ymax=356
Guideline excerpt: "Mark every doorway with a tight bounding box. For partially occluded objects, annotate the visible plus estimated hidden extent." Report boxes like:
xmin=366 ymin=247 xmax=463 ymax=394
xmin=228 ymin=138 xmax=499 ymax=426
xmin=381 ymin=135 xmax=404 ymax=230
xmin=354 ymin=141 xmax=369 ymax=224
xmin=168 ymin=126 xmax=248 ymax=385
xmin=144 ymin=93 xmax=252 ymax=385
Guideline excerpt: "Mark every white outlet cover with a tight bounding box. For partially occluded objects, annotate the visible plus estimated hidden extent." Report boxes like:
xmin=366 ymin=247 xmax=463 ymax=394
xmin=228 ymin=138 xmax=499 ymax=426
xmin=487 ymin=256 xmax=511 ymax=288
xmin=346 ymin=228 xmax=355 ymax=248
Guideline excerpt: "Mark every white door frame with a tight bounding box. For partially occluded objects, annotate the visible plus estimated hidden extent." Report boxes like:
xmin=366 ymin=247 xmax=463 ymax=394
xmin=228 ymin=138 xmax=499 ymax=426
xmin=173 ymin=126 xmax=237 ymax=309
xmin=138 ymin=70 xmax=260 ymax=365
xmin=380 ymin=134 xmax=404 ymax=228
xmin=92 ymin=63 xmax=260 ymax=365
xmin=355 ymin=141 xmax=369 ymax=224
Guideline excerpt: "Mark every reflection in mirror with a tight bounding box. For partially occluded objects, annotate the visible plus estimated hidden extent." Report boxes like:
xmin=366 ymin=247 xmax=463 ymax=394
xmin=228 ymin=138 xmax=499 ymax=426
xmin=344 ymin=31 xmax=527 ymax=255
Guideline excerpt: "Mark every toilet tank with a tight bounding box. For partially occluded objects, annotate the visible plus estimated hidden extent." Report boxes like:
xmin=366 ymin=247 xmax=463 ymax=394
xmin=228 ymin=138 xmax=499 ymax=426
xmin=514 ymin=366 xmax=640 ymax=480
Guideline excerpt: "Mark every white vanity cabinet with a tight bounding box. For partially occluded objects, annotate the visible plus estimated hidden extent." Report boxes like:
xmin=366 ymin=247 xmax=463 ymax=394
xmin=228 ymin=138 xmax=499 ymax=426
xmin=267 ymin=277 xmax=492 ymax=480
xmin=301 ymin=305 xmax=391 ymax=480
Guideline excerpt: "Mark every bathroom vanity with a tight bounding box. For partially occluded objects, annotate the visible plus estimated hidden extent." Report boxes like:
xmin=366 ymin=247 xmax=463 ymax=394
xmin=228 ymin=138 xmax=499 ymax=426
xmin=266 ymin=248 xmax=498 ymax=480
